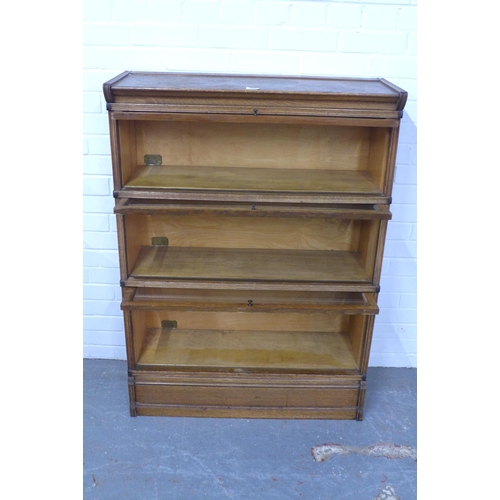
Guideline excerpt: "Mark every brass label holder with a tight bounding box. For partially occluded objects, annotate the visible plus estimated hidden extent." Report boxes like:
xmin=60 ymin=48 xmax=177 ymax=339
xmin=152 ymin=237 xmax=169 ymax=246
xmin=144 ymin=154 xmax=162 ymax=166
xmin=161 ymin=320 xmax=177 ymax=329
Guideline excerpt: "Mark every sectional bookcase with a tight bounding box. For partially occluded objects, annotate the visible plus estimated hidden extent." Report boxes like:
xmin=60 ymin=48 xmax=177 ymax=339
xmin=103 ymin=71 xmax=407 ymax=420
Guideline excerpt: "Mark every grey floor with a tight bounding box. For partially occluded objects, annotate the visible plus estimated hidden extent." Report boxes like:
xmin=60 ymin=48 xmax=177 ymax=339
xmin=84 ymin=360 xmax=416 ymax=499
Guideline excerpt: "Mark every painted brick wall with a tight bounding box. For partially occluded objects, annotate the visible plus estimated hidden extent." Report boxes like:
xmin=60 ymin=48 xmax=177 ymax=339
xmin=83 ymin=0 xmax=417 ymax=367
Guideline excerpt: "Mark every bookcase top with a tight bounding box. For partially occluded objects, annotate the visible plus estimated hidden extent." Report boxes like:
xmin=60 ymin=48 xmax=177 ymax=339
xmin=103 ymin=71 xmax=407 ymax=111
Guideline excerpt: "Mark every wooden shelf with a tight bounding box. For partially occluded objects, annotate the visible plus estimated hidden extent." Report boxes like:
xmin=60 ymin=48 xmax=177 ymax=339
xmin=122 ymin=288 xmax=379 ymax=314
xmin=136 ymin=328 xmax=358 ymax=374
xmin=121 ymin=166 xmax=385 ymax=203
xmin=129 ymin=246 xmax=370 ymax=285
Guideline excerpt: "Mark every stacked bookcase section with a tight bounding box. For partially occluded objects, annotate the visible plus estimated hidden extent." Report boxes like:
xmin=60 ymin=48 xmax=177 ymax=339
xmin=104 ymin=71 xmax=407 ymax=420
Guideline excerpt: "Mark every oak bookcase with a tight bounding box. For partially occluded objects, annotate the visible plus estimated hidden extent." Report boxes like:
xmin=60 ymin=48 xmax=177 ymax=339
xmin=103 ymin=71 xmax=407 ymax=420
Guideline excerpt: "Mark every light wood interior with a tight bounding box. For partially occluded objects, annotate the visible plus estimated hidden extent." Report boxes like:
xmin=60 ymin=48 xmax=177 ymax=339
xmin=124 ymin=166 xmax=381 ymax=195
xmin=131 ymin=309 xmax=348 ymax=334
xmin=136 ymin=121 xmax=371 ymax=170
xmin=130 ymin=247 xmax=368 ymax=284
xmin=367 ymin=128 xmax=390 ymax=189
xmin=116 ymin=120 xmax=391 ymax=195
xmin=136 ymin=329 xmax=358 ymax=372
xmin=125 ymin=214 xmax=360 ymax=250
xmin=358 ymin=219 xmax=383 ymax=281
xmin=123 ymin=213 xmax=380 ymax=285
xmin=348 ymin=314 xmax=368 ymax=369
xmin=118 ymin=120 xmax=137 ymax=188
xmin=131 ymin=309 xmax=364 ymax=370
xmin=130 ymin=309 xmax=364 ymax=373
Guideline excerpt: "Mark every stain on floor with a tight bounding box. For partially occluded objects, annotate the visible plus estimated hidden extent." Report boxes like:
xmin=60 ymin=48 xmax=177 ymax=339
xmin=373 ymin=484 xmax=400 ymax=500
xmin=311 ymin=442 xmax=417 ymax=462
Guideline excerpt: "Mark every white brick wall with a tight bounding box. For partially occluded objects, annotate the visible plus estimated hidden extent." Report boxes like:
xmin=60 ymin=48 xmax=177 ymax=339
xmin=83 ymin=0 xmax=417 ymax=367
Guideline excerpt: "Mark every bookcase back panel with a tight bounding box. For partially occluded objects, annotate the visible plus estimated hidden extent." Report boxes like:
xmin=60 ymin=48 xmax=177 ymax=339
xmin=124 ymin=213 xmax=361 ymax=251
xmin=131 ymin=310 xmax=348 ymax=335
xmin=135 ymin=121 xmax=371 ymax=170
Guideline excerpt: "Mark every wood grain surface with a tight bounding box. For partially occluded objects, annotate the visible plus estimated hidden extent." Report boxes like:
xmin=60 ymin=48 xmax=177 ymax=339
xmin=130 ymin=246 xmax=370 ymax=284
xmin=124 ymin=166 xmax=382 ymax=195
xmin=122 ymin=288 xmax=379 ymax=314
xmin=137 ymin=328 xmax=358 ymax=372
